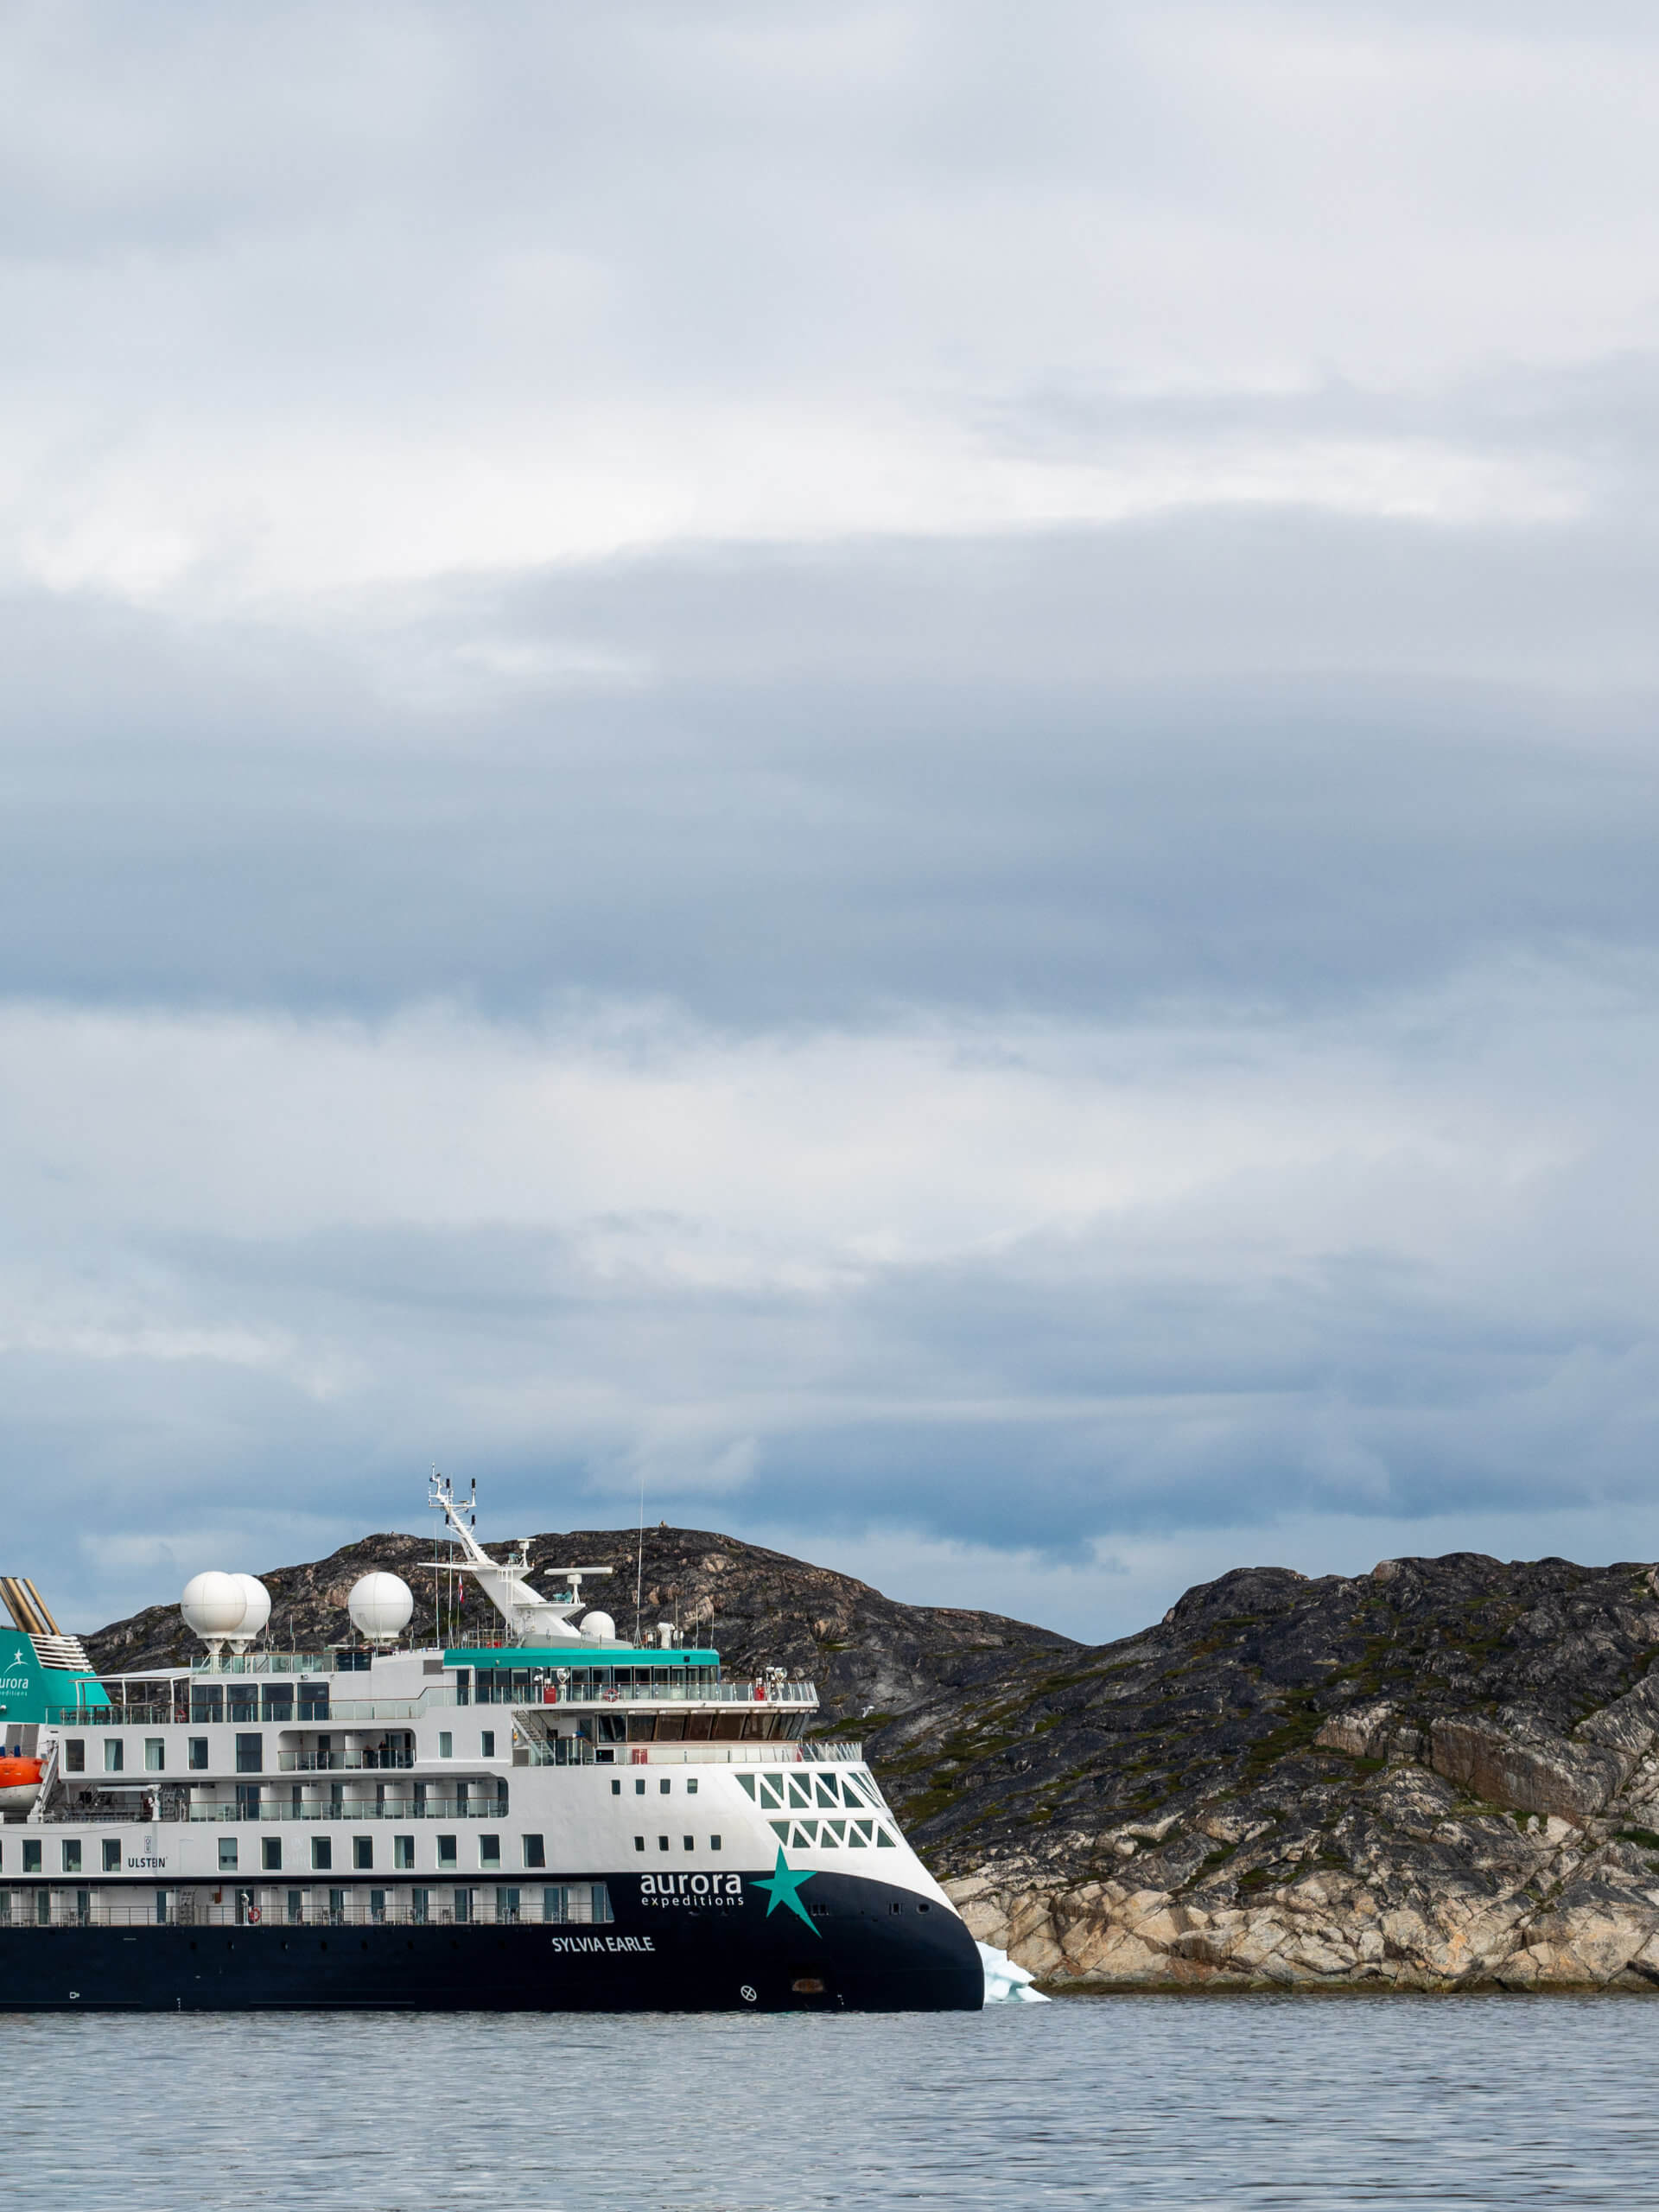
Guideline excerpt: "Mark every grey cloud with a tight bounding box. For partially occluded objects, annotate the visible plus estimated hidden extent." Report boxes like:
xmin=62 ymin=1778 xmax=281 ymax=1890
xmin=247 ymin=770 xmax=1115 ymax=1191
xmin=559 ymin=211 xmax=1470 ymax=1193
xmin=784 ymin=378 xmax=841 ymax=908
xmin=6 ymin=0 xmax=1659 ymax=1633
xmin=15 ymin=1163 xmax=1657 ymax=1625
xmin=3 ymin=504 xmax=1659 ymax=1025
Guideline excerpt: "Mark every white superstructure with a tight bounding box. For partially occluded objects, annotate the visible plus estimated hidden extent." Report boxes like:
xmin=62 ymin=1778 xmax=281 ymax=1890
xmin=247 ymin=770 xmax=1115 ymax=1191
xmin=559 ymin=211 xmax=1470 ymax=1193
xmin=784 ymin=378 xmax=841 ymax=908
xmin=1 ymin=1479 xmax=956 ymax=1948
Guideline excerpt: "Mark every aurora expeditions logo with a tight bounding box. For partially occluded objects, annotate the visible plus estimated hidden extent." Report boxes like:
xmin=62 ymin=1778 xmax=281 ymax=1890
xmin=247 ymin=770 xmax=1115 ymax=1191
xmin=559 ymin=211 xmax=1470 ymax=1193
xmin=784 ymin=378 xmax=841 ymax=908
xmin=639 ymin=1872 xmax=744 ymax=1910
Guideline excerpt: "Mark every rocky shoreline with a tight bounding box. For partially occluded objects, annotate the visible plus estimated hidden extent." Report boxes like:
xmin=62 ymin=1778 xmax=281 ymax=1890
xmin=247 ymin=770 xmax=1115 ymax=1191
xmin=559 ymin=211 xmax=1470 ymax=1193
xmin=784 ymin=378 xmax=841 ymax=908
xmin=901 ymin=1557 xmax=1659 ymax=1992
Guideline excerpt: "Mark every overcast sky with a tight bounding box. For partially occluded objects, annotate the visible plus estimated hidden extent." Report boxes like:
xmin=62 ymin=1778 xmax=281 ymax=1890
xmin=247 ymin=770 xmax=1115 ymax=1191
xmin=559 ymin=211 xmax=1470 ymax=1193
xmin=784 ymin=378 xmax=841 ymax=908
xmin=7 ymin=1 xmax=1659 ymax=1637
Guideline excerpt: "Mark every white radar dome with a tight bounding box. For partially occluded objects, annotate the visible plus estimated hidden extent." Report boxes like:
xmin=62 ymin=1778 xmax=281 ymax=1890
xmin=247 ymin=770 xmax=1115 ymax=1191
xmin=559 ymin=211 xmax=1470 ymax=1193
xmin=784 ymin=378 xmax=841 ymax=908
xmin=348 ymin=1572 xmax=414 ymax=1644
xmin=229 ymin=1574 xmax=270 ymax=1644
xmin=181 ymin=1571 xmax=247 ymax=1642
xmin=578 ymin=1610 xmax=616 ymax=1643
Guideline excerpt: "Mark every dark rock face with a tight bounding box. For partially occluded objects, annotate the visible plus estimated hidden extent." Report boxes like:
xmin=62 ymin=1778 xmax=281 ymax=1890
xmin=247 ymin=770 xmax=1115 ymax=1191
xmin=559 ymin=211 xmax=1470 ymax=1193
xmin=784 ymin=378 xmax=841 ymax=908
xmin=880 ymin=1551 xmax=1659 ymax=1988
xmin=88 ymin=1534 xmax=1659 ymax=1988
xmin=83 ymin=1524 xmax=1075 ymax=1729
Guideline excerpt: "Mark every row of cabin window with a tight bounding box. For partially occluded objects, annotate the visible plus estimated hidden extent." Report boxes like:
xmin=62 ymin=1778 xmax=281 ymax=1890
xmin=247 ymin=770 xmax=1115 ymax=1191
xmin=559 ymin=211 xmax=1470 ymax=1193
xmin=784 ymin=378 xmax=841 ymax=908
xmin=64 ymin=1730 xmax=493 ymax=1775
xmin=251 ymin=1885 xmax=615 ymax=1924
xmin=1 ymin=1833 xmax=562 ymax=1874
xmin=223 ymin=1833 xmax=552 ymax=1872
xmin=6 ymin=1839 xmax=130 ymax=1873
xmin=0 ymin=1885 xmax=615 ymax=1927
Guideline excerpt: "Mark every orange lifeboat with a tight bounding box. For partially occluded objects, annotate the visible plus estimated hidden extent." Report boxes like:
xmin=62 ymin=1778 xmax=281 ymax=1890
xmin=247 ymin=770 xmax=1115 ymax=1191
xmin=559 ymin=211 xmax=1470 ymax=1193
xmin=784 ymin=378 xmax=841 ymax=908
xmin=0 ymin=1755 xmax=43 ymax=1815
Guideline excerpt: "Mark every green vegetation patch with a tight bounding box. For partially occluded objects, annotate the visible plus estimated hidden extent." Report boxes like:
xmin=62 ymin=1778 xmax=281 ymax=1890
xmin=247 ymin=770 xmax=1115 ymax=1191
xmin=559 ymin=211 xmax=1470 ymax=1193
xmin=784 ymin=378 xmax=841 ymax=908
xmin=1243 ymin=1699 xmax=1325 ymax=1771
xmin=899 ymin=1783 xmax=963 ymax=1827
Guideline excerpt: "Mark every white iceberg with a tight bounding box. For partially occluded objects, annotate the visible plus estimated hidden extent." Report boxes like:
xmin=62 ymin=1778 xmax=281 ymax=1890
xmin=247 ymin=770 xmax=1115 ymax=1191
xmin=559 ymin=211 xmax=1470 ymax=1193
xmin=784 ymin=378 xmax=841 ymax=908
xmin=977 ymin=1939 xmax=1050 ymax=2003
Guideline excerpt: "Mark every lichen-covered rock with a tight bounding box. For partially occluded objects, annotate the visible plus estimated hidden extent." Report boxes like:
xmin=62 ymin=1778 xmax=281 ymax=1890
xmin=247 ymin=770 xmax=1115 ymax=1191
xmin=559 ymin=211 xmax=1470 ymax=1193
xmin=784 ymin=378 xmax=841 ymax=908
xmin=1428 ymin=1717 xmax=1627 ymax=1823
xmin=921 ymin=1551 xmax=1659 ymax=1989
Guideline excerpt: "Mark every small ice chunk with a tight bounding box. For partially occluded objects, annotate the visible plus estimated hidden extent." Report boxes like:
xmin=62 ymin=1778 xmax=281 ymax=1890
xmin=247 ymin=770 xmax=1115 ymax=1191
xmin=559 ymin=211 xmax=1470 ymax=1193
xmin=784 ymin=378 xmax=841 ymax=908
xmin=977 ymin=1940 xmax=1050 ymax=2004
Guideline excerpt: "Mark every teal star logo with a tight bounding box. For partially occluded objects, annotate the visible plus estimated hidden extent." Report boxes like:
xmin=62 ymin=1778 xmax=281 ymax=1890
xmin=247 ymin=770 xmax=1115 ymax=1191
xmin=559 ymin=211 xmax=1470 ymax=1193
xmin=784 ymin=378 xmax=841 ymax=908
xmin=752 ymin=1847 xmax=819 ymax=1935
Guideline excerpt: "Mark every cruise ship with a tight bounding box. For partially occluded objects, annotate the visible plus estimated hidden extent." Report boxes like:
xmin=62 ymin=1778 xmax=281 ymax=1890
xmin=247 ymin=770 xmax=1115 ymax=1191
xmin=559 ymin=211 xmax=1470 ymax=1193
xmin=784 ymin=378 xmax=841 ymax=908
xmin=0 ymin=1478 xmax=986 ymax=2010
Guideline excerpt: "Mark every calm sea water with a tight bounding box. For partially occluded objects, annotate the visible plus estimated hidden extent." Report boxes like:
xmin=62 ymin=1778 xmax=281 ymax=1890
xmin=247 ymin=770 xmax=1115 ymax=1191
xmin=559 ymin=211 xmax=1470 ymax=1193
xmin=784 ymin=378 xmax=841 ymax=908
xmin=10 ymin=1995 xmax=1659 ymax=2208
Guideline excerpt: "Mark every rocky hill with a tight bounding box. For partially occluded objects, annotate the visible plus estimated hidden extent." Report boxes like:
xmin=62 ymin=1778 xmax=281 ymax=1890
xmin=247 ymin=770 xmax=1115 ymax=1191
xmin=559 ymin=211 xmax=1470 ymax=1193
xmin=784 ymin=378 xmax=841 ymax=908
xmin=88 ymin=1534 xmax=1659 ymax=1992
xmin=84 ymin=1523 xmax=1075 ymax=1727
xmin=889 ymin=1552 xmax=1659 ymax=1993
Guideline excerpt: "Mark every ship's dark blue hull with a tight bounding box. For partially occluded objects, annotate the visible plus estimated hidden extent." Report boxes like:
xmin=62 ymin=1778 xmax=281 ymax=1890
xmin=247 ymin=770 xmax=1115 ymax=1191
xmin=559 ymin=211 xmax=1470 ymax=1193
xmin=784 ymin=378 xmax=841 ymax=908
xmin=0 ymin=1870 xmax=983 ymax=2012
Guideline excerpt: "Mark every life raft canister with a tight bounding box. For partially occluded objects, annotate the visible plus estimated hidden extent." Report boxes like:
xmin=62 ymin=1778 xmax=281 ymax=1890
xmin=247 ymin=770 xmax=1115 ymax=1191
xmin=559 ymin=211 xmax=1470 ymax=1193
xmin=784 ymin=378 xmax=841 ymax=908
xmin=0 ymin=1755 xmax=44 ymax=1813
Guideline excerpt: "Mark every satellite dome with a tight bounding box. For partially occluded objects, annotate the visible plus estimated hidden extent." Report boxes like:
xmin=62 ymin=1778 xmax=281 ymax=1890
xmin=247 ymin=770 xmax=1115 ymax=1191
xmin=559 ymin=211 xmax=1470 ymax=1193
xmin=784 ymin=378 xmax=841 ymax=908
xmin=348 ymin=1572 xmax=414 ymax=1644
xmin=578 ymin=1609 xmax=616 ymax=1643
xmin=181 ymin=1571 xmax=246 ymax=1642
xmin=229 ymin=1574 xmax=270 ymax=1645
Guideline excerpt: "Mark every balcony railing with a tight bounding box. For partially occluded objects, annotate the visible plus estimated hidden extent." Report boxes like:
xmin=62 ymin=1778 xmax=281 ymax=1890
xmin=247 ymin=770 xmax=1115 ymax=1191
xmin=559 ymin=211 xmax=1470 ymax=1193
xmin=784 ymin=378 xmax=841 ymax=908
xmin=45 ymin=1705 xmax=177 ymax=1727
xmin=276 ymin=1750 xmax=416 ymax=1772
xmin=181 ymin=1796 xmax=509 ymax=1823
xmin=578 ymin=1740 xmax=864 ymax=1767
xmin=42 ymin=1793 xmax=509 ymax=1824
xmin=488 ymin=1679 xmax=817 ymax=1708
